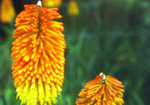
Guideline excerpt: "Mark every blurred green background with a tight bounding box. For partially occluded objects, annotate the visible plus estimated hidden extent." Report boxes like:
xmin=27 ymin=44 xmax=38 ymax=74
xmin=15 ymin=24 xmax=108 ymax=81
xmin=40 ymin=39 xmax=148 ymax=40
xmin=0 ymin=0 xmax=150 ymax=105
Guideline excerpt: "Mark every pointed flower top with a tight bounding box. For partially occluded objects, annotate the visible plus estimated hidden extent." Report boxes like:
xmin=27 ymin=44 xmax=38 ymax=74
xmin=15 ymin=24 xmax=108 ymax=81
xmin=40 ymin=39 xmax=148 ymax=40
xmin=76 ymin=72 xmax=125 ymax=105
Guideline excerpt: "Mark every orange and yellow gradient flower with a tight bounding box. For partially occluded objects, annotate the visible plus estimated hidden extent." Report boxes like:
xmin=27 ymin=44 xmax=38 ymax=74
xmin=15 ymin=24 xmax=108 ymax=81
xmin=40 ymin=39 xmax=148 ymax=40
xmin=76 ymin=73 xmax=125 ymax=105
xmin=42 ymin=0 xmax=62 ymax=8
xmin=0 ymin=0 xmax=15 ymax=23
xmin=11 ymin=2 xmax=66 ymax=105
xmin=67 ymin=0 xmax=79 ymax=16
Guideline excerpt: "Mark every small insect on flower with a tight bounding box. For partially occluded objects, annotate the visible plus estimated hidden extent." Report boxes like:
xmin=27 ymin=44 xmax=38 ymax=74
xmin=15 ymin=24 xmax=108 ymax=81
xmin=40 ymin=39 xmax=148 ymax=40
xmin=11 ymin=1 xmax=66 ymax=105
xmin=76 ymin=72 xmax=125 ymax=105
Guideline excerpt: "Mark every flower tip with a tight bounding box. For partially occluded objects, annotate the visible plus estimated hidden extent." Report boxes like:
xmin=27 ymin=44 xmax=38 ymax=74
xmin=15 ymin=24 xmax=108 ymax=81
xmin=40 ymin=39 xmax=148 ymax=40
xmin=37 ymin=0 xmax=42 ymax=6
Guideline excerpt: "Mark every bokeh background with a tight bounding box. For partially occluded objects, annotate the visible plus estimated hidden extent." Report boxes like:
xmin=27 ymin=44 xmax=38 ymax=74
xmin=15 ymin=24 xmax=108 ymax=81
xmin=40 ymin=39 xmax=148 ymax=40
xmin=0 ymin=0 xmax=150 ymax=105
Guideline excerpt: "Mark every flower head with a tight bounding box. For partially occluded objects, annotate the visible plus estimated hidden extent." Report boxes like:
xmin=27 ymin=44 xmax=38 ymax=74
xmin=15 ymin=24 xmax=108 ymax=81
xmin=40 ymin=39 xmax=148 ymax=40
xmin=11 ymin=4 xmax=65 ymax=105
xmin=76 ymin=73 xmax=125 ymax=105
xmin=43 ymin=0 xmax=62 ymax=8
xmin=0 ymin=0 xmax=15 ymax=23
xmin=67 ymin=0 xmax=79 ymax=16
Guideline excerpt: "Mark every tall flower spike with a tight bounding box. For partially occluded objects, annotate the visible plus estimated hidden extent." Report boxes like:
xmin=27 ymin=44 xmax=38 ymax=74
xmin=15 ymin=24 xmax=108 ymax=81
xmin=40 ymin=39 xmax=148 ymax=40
xmin=76 ymin=72 xmax=125 ymax=105
xmin=11 ymin=3 xmax=66 ymax=105
xmin=0 ymin=0 xmax=15 ymax=23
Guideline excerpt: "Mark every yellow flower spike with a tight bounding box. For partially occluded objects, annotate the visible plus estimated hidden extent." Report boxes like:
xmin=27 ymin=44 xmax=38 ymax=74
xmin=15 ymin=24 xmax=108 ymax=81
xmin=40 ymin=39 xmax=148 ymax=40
xmin=76 ymin=72 xmax=125 ymax=105
xmin=67 ymin=0 xmax=79 ymax=16
xmin=42 ymin=0 xmax=62 ymax=8
xmin=11 ymin=2 xmax=66 ymax=105
xmin=0 ymin=0 xmax=15 ymax=23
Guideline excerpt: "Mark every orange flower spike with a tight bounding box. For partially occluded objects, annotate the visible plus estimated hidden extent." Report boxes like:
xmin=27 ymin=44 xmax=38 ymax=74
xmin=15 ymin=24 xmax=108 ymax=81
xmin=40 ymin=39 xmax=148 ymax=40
xmin=11 ymin=1 xmax=66 ymax=105
xmin=0 ymin=0 xmax=15 ymax=23
xmin=76 ymin=73 xmax=125 ymax=105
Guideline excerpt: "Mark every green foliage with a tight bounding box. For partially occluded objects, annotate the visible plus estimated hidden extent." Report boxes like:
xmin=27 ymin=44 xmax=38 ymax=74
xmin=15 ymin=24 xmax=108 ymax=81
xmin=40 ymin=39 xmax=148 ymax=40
xmin=0 ymin=0 xmax=150 ymax=105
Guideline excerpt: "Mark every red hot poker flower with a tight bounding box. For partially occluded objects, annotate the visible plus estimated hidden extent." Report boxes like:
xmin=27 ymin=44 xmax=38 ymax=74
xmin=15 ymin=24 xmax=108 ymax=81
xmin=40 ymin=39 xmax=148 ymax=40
xmin=76 ymin=73 xmax=125 ymax=105
xmin=11 ymin=4 xmax=66 ymax=105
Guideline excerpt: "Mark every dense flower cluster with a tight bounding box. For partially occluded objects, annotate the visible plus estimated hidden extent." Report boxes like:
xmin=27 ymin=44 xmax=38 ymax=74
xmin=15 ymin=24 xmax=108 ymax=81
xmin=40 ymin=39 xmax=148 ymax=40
xmin=76 ymin=73 xmax=124 ymax=105
xmin=11 ymin=4 xmax=66 ymax=105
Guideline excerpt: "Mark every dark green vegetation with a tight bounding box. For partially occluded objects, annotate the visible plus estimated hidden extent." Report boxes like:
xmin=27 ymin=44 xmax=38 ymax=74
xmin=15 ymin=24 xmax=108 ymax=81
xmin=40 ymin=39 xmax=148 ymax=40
xmin=0 ymin=0 xmax=150 ymax=105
